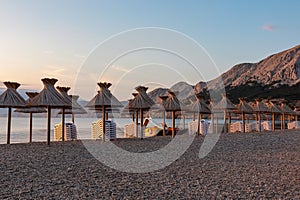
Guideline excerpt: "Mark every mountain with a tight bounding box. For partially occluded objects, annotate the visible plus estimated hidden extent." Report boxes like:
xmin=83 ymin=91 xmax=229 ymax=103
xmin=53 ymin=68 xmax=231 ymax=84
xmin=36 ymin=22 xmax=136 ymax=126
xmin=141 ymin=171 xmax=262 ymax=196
xmin=146 ymin=44 xmax=300 ymax=105
xmin=147 ymin=88 xmax=169 ymax=103
xmin=217 ymin=45 xmax=300 ymax=87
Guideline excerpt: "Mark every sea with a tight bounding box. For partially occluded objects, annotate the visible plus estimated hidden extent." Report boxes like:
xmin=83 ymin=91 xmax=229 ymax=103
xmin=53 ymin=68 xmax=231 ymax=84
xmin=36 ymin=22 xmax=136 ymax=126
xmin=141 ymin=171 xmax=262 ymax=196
xmin=0 ymin=117 xmax=194 ymax=144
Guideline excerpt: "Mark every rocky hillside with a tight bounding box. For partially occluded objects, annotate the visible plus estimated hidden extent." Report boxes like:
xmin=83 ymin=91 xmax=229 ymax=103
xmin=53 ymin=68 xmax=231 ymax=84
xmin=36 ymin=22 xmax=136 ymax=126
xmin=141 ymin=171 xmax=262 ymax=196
xmin=147 ymin=45 xmax=300 ymax=105
xmin=214 ymin=45 xmax=300 ymax=88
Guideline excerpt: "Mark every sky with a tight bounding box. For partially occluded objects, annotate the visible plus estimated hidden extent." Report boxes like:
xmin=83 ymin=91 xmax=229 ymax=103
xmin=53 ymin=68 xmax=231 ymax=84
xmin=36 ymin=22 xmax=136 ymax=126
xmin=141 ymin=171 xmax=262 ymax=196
xmin=0 ymin=0 xmax=299 ymax=100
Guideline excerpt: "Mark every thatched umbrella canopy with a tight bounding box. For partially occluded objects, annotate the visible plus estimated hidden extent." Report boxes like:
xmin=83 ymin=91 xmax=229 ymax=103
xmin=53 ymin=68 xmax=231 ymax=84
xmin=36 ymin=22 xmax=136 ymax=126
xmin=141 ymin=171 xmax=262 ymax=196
xmin=86 ymin=82 xmax=122 ymax=142
xmin=15 ymin=92 xmax=47 ymax=143
xmin=266 ymin=101 xmax=282 ymax=131
xmin=129 ymin=86 xmax=155 ymax=139
xmin=29 ymin=78 xmax=70 ymax=145
xmin=279 ymin=102 xmax=296 ymax=129
xmin=235 ymin=98 xmax=254 ymax=133
xmin=279 ymin=102 xmax=296 ymax=115
xmin=294 ymin=101 xmax=300 ymax=121
xmin=0 ymin=82 xmax=26 ymax=144
xmin=57 ymin=87 xmax=87 ymax=123
xmin=65 ymin=95 xmax=87 ymax=116
xmin=251 ymin=100 xmax=270 ymax=132
xmin=163 ymin=90 xmax=184 ymax=138
xmin=159 ymin=95 xmax=168 ymax=136
xmin=189 ymin=93 xmax=210 ymax=135
xmin=214 ymin=94 xmax=236 ymax=133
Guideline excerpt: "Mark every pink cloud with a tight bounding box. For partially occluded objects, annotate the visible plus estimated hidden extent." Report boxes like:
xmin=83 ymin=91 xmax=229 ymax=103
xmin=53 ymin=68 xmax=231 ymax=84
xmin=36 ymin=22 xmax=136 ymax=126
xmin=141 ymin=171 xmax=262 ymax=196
xmin=261 ymin=24 xmax=275 ymax=32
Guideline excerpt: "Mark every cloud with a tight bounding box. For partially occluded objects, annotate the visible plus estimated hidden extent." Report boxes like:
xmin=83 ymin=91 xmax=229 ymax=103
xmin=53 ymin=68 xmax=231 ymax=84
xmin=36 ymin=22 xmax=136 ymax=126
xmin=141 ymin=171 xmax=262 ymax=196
xmin=111 ymin=65 xmax=131 ymax=73
xmin=261 ymin=24 xmax=275 ymax=32
xmin=42 ymin=65 xmax=72 ymax=79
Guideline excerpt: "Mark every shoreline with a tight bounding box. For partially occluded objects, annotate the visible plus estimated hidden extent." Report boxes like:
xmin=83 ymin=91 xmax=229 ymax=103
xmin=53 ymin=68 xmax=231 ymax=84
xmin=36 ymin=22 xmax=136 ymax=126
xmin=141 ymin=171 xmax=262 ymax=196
xmin=0 ymin=128 xmax=297 ymax=145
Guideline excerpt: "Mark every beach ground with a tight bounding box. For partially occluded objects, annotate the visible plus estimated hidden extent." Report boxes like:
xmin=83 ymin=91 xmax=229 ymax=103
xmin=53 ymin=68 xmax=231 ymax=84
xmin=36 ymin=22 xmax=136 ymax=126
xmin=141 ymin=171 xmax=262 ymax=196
xmin=0 ymin=130 xmax=299 ymax=199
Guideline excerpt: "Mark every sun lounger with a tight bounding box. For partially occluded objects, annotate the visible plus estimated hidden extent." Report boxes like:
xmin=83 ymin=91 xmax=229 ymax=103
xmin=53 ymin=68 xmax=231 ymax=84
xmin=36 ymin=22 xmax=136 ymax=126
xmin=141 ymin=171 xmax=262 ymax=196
xmin=124 ymin=122 xmax=136 ymax=138
xmin=261 ymin=121 xmax=271 ymax=131
xmin=92 ymin=119 xmax=116 ymax=141
xmin=230 ymin=121 xmax=244 ymax=133
xmin=54 ymin=122 xmax=77 ymax=141
xmin=188 ymin=119 xmax=210 ymax=135
xmin=287 ymin=121 xmax=300 ymax=129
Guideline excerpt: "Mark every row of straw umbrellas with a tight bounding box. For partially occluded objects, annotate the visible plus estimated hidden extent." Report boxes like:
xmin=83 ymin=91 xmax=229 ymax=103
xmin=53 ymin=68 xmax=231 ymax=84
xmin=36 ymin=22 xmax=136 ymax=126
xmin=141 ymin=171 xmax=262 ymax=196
xmin=187 ymin=95 xmax=299 ymax=134
xmin=0 ymin=78 xmax=299 ymax=145
xmin=0 ymin=79 xmax=87 ymax=145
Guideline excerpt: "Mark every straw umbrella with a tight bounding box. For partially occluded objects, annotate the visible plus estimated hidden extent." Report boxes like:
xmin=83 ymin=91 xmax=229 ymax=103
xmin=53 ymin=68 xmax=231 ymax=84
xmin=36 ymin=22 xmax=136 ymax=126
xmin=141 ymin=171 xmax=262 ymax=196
xmin=0 ymin=82 xmax=26 ymax=144
xmin=129 ymin=86 xmax=155 ymax=139
xmin=189 ymin=93 xmax=210 ymax=135
xmin=266 ymin=101 xmax=281 ymax=131
xmin=235 ymin=98 xmax=254 ymax=133
xmin=295 ymin=101 xmax=300 ymax=121
xmin=214 ymin=94 xmax=236 ymax=133
xmin=122 ymin=99 xmax=135 ymax=122
xmin=65 ymin=95 xmax=87 ymax=123
xmin=86 ymin=82 xmax=122 ymax=142
xmin=163 ymin=90 xmax=184 ymax=138
xmin=56 ymin=86 xmax=73 ymax=141
xmin=159 ymin=95 xmax=168 ymax=136
xmin=279 ymin=102 xmax=296 ymax=130
xmin=29 ymin=78 xmax=70 ymax=145
xmin=56 ymin=87 xmax=87 ymax=140
xmin=15 ymin=92 xmax=47 ymax=143
xmin=123 ymin=93 xmax=140 ymax=137
xmin=251 ymin=99 xmax=270 ymax=132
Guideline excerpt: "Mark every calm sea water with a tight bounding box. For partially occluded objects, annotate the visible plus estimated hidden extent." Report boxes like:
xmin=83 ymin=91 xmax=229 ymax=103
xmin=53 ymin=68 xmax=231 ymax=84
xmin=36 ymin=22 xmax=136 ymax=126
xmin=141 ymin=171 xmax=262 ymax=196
xmin=0 ymin=117 xmax=194 ymax=144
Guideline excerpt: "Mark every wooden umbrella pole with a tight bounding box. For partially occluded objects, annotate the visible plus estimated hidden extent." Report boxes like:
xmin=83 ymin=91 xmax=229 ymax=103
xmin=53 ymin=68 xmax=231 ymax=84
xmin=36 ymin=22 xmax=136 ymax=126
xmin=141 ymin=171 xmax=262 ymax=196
xmin=211 ymin=113 xmax=214 ymax=134
xmin=29 ymin=112 xmax=33 ymax=143
xmin=62 ymin=108 xmax=65 ymax=141
xmin=7 ymin=107 xmax=12 ymax=144
xmin=258 ymin=112 xmax=261 ymax=132
xmin=228 ymin=112 xmax=231 ymax=133
xmin=216 ymin=116 xmax=218 ymax=133
xmin=102 ymin=105 xmax=106 ymax=142
xmin=182 ymin=114 xmax=185 ymax=129
xmin=106 ymin=112 xmax=109 ymax=120
xmin=72 ymin=113 xmax=75 ymax=124
xmin=47 ymin=107 xmax=51 ymax=145
xmin=282 ymin=113 xmax=285 ymax=129
xmin=162 ymin=111 xmax=166 ymax=136
xmin=197 ymin=112 xmax=200 ymax=135
xmin=223 ymin=110 xmax=227 ymax=133
xmin=172 ymin=111 xmax=175 ymax=138
xmin=140 ymin=108 xmax=143 ymax=140
xmin=135 ymin=110 xmax=139 ymax=138
xmin=280 ymin=114 xmax=283 ymax=130
xmin=272 ymin=113 xmax=275 ymax=131
xmin=242 ymin=112 xmax=245 ymax=133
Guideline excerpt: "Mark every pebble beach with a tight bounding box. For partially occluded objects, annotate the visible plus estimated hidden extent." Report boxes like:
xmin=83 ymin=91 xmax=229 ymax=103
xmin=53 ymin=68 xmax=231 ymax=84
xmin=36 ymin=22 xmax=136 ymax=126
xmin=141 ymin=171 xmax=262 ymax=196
xmin=0 ymin=130 xmax=299 ymax=199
